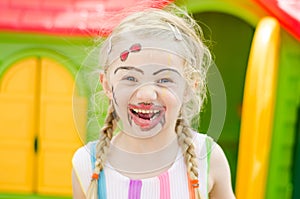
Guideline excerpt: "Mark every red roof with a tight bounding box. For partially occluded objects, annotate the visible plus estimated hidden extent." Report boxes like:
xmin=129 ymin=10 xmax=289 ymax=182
xmin=254 ymin=0 xmax=300 ymax=41
xmin=0 ymin=0 xmax=172 ymax=37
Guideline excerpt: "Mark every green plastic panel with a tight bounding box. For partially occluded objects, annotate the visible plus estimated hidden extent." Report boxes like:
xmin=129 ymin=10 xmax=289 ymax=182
xmin=192 ymin=12 xmax=254 ymax=188
xmin=292 ymin=107 xmax=300 ymax=199
xmin=266 ymin=31 xmax=300 ymax=199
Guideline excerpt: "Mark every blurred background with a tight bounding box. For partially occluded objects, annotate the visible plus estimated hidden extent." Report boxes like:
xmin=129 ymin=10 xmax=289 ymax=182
xmin=0 ymin=0 xmax=299 ymax=199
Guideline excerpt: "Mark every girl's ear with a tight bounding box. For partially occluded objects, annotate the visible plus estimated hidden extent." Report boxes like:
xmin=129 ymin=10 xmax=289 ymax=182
xmin=183 ymin=82 xmax=192 ymax=103
xmin=183 ymin=80 xmax=199 ymax=102
xmin=100 ymin=73 xmax=113 ymax=99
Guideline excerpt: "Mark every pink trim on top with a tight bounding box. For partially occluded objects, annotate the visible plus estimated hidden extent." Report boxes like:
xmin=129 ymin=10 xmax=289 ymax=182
xmin=158 ymin=172 xmax=170 ymax=199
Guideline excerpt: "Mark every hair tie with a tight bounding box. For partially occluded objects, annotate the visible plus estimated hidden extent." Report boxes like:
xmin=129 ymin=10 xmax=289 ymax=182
xmin=107 ymin=36 xmax=112 ymax=54
xmin=92 ymin=173 xmax=99 ymax=180
xmin=191 ymin=179 xmax=199 ymax=188
xmin=167 ymin=22 xmax=183 ymax=41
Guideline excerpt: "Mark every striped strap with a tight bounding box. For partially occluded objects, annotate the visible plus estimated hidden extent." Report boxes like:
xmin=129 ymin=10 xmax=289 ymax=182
xmin=205 ymin=136 xmax=213 ymax=199
xmin=128 ymin=180 xmax=142 ymax=199
xmin=91 ymin=142 xmax=107 ymax=199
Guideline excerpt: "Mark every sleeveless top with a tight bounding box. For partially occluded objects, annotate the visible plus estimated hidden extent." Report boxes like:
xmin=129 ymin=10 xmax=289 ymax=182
xmin=72 ymin=132 xmax=213 ymax=199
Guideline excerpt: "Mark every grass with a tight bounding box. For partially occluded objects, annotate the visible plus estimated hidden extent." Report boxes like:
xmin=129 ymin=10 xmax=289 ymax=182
xmin=0 ymin=193 xmax=71 ymax=199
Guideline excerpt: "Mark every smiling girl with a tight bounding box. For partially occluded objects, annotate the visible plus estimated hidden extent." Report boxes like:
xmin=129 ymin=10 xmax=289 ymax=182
xmin=72 ymin=4 xmax=235 ymax=199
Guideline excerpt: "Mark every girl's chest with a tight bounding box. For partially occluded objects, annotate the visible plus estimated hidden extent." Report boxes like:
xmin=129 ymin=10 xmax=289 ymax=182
xmin=103 ymin=159 xmax=191 ymax=199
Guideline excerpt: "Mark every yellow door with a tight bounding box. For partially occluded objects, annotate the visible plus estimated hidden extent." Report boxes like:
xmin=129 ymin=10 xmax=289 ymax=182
xmin=37 ymin=58 xmax=85 ymax=195
xmin=0 ymin=58 xmax=38 ymax=193
xmin=0 ymin=57 xmax=86 ymax=195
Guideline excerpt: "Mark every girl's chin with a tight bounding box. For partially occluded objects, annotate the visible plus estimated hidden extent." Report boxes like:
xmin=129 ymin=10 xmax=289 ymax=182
xmin=133 ymin=115 xmax=163 ymax=131
xmin=121 ymin=119 xmax=165 ymax=139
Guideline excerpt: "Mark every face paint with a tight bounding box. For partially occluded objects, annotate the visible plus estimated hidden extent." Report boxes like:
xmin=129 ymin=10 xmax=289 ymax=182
xmin=107 ymin=50 xmax=187 ymax=138
xmin=112 ymin=86 xmax=118 ymax=106
xmin=120 ymin=43 xmax=142 ymax=62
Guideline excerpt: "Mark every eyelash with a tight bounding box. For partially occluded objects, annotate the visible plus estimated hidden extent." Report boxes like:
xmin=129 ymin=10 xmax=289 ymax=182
xmin=157 ymin=78 xmax=174 ymax=84
xmin=122 ymin=76 xmax=173 ymax=84
xmin=123 ymin=76 xmax=137 ymax=82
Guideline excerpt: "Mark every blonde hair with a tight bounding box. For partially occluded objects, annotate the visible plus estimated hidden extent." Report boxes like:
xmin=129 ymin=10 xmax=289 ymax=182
xmin=87 ymin=3 xmax=211 ymax=199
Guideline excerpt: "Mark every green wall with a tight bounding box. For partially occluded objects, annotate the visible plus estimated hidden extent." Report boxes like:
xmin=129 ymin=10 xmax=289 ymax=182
xmin=194 ymin=12 xmax=254 ymax=188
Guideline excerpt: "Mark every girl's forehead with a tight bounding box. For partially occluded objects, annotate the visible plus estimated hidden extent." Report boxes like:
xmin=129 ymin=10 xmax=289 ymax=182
xmin=107 ymin=49 xmax=185 ymax=75
xmin=104 ymin=29 xmax=193 ymax=67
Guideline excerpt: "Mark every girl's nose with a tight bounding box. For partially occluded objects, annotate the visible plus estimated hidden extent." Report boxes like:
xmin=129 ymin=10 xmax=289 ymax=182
xmin=135 ymin=85 xmax=157 ymax=101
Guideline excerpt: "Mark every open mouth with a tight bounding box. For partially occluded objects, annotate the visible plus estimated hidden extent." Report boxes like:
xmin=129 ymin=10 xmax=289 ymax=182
xmin=128 ymin=103 xmax=166 ymax=130
xmin=130 ymin=108 xmax=161 ymax=120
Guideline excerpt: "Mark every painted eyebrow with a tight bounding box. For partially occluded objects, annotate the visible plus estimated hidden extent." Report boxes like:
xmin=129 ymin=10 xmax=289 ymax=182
xmin=152 ymin=68 xmax=181 ymax=76
xmin=114 ymin=66 xmax=144 ymax=75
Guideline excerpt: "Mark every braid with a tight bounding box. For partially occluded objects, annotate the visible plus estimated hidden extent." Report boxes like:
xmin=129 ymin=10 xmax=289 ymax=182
xmin=86 ymin=102 xmax=116 ymax=199
xmin=175 ymin=117 xmax=202 ymax=199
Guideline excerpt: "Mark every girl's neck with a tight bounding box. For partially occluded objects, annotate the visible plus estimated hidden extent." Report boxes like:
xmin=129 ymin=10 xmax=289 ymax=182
xmin=112 ymin=128 xmax=177 ymax=153
xmin=108 ymin=129 xmax=180 ymax=179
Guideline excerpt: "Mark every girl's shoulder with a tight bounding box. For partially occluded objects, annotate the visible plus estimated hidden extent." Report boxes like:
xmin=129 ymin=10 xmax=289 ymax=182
xmin=73 ymin=141 xmax=97 ymax=160
xmin=72 ymin=141 xmax=98 ymax=194
xmin=190 ymin=130 xmax=214 ymax=146
xmin=190 ymin=130 xmax=214 ymax=159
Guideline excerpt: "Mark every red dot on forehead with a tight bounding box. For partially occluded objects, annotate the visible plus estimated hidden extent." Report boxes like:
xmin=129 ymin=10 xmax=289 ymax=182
xmin=130 ymin=43 xmax=142 ymax=52
xmin=120 ymin=51 xmax=130 ymax=62
xmin=120 ymin=43 xmax=142 ymax=62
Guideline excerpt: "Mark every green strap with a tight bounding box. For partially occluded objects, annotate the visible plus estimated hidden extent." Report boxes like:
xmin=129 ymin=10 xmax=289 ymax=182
xmin=205 ymin=136 xmax=213 ymax=199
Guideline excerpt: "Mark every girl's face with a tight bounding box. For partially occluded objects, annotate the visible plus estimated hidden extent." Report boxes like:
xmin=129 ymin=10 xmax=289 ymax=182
xmin=103 ymin=46 xmax=187 ymax=138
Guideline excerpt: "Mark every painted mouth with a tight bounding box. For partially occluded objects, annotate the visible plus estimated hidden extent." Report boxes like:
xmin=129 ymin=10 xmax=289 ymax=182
xmin=128 ymin=103 xmax=166 ymax=130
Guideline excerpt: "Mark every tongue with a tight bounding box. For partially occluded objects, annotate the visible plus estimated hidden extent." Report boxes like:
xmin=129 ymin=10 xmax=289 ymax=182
xmin=137 ymin=112 xmax=154 ymax=120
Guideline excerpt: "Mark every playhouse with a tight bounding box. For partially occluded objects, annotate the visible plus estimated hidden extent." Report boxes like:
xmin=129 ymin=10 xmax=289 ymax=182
xmin=0 ymin=0 xmax=299 ymax=199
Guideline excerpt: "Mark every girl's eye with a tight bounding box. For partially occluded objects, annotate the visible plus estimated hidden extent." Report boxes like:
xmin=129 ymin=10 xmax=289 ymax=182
xmin=158 ymin=78 xmax=172 ymax=83
xmin=123 ymin=76 xmax=137 ymax=82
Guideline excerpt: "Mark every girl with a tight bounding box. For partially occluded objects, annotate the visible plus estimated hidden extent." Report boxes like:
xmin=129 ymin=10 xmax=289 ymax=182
xmin=72 ymin=4 xmax=235 ymax=199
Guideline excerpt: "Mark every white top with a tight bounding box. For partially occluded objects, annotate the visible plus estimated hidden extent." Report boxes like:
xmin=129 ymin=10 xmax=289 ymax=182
xmin=72 ymin=132 xmax=212 ymax=199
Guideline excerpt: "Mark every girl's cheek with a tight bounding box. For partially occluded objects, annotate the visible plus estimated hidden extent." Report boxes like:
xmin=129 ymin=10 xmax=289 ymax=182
xmin=161 ymin=86 xmax=184 ymax=104
xmin=113 ymin=87 xmax=133 ymax=105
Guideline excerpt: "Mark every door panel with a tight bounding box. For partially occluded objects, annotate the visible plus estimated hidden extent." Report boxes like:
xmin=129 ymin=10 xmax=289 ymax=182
xmin=0 ymin=57 xmax=86 ymax=196
xmin=0 ymin=58 xmax=38 ymax=193
xmin=37 ymin=58 xmax=84 ymax=195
